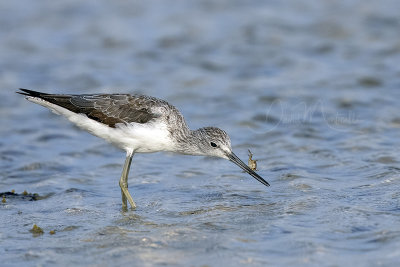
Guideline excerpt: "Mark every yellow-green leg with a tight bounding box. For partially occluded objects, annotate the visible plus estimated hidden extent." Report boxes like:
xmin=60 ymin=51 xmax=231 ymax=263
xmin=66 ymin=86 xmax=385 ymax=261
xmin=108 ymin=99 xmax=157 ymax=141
xmin=119 ymin=151 xmax=136 ymax=210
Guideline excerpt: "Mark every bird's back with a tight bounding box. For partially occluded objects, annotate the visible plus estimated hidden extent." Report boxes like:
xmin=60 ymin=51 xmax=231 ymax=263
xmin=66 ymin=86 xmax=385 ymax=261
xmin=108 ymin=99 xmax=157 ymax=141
xmin=18 ymin=89 xmax=187 ymax=129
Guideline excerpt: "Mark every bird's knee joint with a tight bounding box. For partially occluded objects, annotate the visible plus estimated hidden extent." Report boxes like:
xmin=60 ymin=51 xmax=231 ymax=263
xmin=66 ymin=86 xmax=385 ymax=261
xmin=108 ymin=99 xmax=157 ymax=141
xmin=119 ymin=180 xmax=128 ymax=188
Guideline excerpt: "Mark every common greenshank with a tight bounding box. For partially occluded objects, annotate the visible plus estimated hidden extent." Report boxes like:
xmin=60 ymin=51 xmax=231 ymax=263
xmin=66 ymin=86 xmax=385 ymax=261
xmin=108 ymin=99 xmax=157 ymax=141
xmin=17 ymin=88 xmax=270 ymax=210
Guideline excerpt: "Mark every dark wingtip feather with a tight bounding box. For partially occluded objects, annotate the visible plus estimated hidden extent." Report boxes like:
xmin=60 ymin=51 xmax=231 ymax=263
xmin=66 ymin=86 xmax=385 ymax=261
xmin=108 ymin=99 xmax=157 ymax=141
xmin=16 ymin=88 xmax=31 ymax=96
xmin=16 ymin=88 xmax=48 ymax=97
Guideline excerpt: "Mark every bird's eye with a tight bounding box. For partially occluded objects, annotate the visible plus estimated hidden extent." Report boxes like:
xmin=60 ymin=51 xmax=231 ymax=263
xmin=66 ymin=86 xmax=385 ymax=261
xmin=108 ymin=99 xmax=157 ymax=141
xmin=210 ymin=142 xmax=217 ymax=147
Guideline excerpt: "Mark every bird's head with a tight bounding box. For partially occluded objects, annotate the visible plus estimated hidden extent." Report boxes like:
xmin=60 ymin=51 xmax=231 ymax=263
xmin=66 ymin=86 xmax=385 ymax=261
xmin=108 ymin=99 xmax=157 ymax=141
xmin=194 ymin=127 xmax=270 ymax=187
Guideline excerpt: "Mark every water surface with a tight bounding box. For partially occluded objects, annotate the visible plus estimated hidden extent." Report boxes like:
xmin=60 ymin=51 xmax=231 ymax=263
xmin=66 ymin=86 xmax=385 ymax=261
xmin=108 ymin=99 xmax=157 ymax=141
xmin=1 ymin=0 xmax=400 ymax=266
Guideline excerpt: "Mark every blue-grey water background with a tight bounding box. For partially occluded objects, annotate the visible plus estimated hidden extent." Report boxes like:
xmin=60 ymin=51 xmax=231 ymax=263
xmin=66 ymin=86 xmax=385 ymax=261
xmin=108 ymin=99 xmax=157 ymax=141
xmin=1 ymin=0 xmax=400 ymax=266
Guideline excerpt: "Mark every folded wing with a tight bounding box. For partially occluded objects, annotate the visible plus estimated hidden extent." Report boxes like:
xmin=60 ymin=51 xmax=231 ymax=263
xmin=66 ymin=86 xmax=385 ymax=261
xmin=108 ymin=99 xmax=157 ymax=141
xmin=17 ymin=88 xmax=159 ymax=127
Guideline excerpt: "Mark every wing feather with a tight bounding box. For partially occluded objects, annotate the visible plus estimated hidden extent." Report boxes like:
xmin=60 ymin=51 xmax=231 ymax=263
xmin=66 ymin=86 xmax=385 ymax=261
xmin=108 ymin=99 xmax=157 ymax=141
xmin=18 ymin=89 xmax=160 ymax=127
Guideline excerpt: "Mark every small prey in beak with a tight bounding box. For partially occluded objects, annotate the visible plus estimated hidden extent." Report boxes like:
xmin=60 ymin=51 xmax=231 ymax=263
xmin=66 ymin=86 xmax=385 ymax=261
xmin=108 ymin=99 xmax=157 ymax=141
xmin=227 ymin=152 xmax=270 ymax=187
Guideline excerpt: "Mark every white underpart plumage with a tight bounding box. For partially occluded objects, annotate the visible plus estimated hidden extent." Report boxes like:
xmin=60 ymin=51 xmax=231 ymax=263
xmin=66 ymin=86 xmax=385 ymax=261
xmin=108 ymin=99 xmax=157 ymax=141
xmin=26 ymin=97 xmax=175 ymax=153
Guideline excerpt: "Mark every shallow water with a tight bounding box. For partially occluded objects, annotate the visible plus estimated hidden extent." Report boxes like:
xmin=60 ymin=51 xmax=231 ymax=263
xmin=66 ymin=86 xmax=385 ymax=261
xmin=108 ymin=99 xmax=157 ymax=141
xmin=1 ymin=0 xmax=400 ymax=266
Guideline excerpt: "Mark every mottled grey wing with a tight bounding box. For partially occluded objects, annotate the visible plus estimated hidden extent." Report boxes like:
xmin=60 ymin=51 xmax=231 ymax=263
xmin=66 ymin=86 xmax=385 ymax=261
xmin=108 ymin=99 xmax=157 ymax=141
xmin=18 ymin=89 xmax=159 ymax=127
xmin=70 ymin=94 xmax=159 ymax=127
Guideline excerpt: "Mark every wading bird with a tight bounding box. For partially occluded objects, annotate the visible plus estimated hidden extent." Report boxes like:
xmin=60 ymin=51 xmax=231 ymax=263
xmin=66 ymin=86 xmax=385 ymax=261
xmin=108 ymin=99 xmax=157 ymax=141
xmin=17 ymin=89 xmax=269 ymax=210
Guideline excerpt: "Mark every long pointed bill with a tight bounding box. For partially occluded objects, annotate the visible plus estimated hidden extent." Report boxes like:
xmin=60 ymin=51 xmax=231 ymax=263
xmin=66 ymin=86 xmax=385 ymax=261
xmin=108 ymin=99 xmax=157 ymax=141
xmin=227 ymin=152 xmax=270 ymax=187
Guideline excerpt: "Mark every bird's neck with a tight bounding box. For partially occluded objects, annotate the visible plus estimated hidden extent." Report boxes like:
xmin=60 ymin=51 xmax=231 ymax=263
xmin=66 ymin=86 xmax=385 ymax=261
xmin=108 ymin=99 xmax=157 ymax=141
xmin=173 ymin=128 xmax=206 ymax=156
